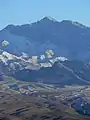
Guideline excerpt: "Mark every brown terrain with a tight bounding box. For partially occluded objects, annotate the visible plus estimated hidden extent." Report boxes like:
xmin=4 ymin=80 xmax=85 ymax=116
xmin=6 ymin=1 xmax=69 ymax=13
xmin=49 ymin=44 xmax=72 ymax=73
xmin=0 ymin=90 xmax=90 ymax=120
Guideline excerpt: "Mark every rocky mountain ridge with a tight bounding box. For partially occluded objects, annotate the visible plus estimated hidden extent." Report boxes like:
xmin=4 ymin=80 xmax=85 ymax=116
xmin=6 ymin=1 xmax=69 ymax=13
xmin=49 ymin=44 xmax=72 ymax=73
xmin=0 ymin=48 xmax=90 ymax=85
xmin=0 ymin=17 xmax=90 ymax=60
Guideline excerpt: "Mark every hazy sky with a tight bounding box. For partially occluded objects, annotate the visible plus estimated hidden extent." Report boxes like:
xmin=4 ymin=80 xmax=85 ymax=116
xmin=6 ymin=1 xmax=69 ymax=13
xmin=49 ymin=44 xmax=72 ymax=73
xmin=0 ymin=0 xmax=90 ymax=29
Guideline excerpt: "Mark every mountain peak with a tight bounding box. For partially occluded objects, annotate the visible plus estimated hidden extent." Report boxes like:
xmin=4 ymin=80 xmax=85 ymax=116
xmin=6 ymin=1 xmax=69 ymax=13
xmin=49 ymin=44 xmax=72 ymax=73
xmin=5 ymin=24 xmax=15 ymax=29
xmin=1 ymin=24 xmax=16 ymax=32
xmin=61 ymin=20 xmax=87 ymax=28
xmin=41 ymin=16 xmax=57 ymax=22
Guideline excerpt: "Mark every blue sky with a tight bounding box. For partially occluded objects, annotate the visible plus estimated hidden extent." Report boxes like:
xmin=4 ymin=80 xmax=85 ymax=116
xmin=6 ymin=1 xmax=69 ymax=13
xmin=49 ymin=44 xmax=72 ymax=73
xmin=0 ymin=0 xmax=90 ymax=29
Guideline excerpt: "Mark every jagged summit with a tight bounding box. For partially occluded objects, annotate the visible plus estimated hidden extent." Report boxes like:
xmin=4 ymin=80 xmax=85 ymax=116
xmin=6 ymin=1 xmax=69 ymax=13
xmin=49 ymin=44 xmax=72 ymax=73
xmin=0 ymin=16 xmax=90 ymax=60
xmin=3 ymin=16 xmax=57 ymax=30
xmin=3 ymin=16 xmax=87 ymax=31
xmin=40 ymin=16 xmax=57 ymax=22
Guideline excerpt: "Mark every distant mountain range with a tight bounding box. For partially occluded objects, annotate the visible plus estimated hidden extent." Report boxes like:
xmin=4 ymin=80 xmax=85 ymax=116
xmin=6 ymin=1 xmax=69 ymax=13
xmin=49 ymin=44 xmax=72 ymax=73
xmin=0 ymin=16 xmax=90 ymax=60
